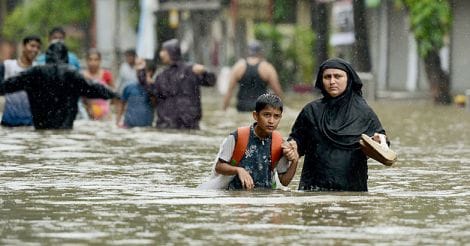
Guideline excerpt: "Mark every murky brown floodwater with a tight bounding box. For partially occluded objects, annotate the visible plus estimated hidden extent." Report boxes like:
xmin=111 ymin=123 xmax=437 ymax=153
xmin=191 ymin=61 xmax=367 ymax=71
xmin=1 ymin=88 xmax=469 ymax=245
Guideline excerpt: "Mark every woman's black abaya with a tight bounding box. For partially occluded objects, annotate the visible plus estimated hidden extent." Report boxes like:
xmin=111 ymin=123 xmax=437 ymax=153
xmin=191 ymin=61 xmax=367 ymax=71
xmin=289 ymin=58 xmax=386 ymax=191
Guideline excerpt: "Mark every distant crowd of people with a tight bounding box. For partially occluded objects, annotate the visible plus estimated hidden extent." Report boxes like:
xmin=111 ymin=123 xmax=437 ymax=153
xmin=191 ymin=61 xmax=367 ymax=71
xmin=0 ymin=26 xmax=393 ymax=192
xmin=0 ymin=27 xmax=216 ymax=130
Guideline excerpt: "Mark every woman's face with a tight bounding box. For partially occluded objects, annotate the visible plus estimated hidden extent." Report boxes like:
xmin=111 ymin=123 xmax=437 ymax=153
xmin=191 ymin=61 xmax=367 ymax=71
xmin=159 ymin=49 xmax=171 ymax=64
xmin=322 ymin=68 xmax=348 ymax=97
xmin=86 ymin=53 xmax=101 ymax=70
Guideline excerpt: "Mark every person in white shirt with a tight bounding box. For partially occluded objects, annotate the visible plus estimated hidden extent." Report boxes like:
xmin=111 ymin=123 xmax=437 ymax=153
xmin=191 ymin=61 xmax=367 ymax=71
xmin=116 ymin=49 xmax=138 ymax=94
xmin=1 ymin=35 xmax=41 ymax=127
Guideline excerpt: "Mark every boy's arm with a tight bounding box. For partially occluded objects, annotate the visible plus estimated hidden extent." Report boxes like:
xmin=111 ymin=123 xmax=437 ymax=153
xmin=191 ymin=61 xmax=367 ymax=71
xmin=278 ymin=140 xmax=300 ymax=186
xmin=214 ymin=134 xmax=254 ymax=190
xmin=115 ymin=100 xmax=125 ymax=127
xmin=215 ymin=161 xmax=254 ymax=190
xmin=277 ymin=158 xmax=298 ymax=187
xmin=116 ymin=86 xmax=131 ymax=127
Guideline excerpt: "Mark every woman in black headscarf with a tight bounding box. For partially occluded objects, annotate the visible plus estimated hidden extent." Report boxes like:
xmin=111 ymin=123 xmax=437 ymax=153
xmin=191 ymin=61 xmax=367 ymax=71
xmin=287 ymin=58 xmax=388 ymax=191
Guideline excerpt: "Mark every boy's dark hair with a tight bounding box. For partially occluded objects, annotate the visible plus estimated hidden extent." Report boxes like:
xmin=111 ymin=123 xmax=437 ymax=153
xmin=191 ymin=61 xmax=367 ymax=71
xmin=124 ymin=49 xmax=136 ymax=56
xmin=255 ymin=93 xmax=283 ymax=113
xmin=23 ymin=35 xmax=42 ymax=46
xmin=49 ymin=26 xmax=66 ymax=38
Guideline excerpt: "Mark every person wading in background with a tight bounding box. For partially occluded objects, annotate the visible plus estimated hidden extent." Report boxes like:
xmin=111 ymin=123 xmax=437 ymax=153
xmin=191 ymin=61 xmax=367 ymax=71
xmin=223 ymin=40 xmax=283 ymax=112
xmin=139 ymin=39 xmax=216 ymax=129
xmin=1 ymin=35 xmax=41 ymax=127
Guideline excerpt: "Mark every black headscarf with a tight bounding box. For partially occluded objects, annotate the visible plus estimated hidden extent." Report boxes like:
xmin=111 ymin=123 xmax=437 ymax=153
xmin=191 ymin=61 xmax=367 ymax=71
xmin=314 ymin=58 xmax=379 ymax=149
xmin=162 ymin=39 xmax=182 ymax=63
xmin=45 ymin=42 xmax=69 ymax=65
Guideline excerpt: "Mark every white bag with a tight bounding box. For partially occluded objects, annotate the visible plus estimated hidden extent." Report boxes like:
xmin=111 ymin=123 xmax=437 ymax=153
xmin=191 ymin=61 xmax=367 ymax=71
xmin=198 ymin=172 xmax=235 ymax=190
xmin=216 ymin=66 xmax=231 ymax=95
xmin=198 ymin=155 xmax=234 ymax=190
xmin=197 ymin=135 xmax=290 ymax=190
xmin=197 ymin=158 xmax=288 ymax=190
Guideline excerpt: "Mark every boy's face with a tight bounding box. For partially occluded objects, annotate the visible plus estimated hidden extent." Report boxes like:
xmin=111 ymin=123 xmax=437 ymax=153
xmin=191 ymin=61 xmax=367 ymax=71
xmin=125 ymin=54 xmax=136 ymax=65
xmin=49 ymin=32 xmax=65 ymax=42
xmin=22 ymin=40 xmax=41 ymax=62
xmin=253 ymin=106 xmax=282 ymax=136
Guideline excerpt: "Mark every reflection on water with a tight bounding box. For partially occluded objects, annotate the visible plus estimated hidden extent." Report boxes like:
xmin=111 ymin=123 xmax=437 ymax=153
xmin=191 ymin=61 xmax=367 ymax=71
xmin=1 ymin=88 xmax=469 ymax=245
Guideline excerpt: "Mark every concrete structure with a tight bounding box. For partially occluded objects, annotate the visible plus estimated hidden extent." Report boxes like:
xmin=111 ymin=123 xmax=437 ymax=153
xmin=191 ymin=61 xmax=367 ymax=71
xmin=450 ymin=0 xmax=470 ymax=93
xmin=367 ymin=1 xmax=431 ymax=98
xmin=95 ymin=0 xmax=137 ymax=72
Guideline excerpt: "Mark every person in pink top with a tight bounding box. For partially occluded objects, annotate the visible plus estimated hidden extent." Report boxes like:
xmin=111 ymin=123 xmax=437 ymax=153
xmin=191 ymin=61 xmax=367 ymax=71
xmin=82 ymin=49 xmax=115 ymax=120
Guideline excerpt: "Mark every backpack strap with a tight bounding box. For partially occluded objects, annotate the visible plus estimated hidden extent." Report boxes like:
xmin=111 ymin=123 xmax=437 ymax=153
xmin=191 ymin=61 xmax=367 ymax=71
xmin=230 ymin=126 xmax=284 ymax=171
xmin=230 ymin=126 xmax=250 ymax=166
xmin=270 ymin=130 xmax=283 ymax=170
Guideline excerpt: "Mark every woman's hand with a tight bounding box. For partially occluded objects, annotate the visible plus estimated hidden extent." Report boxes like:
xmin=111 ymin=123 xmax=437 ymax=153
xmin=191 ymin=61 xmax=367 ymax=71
xmin=192 ymin=64 xmax=206 ymax=75
xmin=372 ymin=133 xmax=387 ymax=144
xmin=282 ymin=139 xmax=299 ymax=162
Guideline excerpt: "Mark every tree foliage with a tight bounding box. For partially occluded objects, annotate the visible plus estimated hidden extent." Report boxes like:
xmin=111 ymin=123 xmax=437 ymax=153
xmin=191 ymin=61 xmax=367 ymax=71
xmin=401 ymin=0 xmax=451 ymax=56
xmin=254 ymin=23 xmax=315 ymax=87
xmin=1 ymin=0 xmax=91 ymax=52
xmin=272 ymin=0 xmax=296 ymax=23
xmin=401 ymin=0 xmax=452 ymax=104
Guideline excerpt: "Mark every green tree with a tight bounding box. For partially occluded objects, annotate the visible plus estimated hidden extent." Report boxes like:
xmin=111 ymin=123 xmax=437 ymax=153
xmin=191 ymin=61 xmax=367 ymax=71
xmin=288 ymin=26 xmax=316 ymax=83
xmin=1 ymin=0 xmax=91 ymax=54
xmin=254 ymin=23 xmax=315 ymax=89
xmin=401 ymin=0 xmax=452 ymax=104
xmin=254 ymin=23 xmax=287 ymax=88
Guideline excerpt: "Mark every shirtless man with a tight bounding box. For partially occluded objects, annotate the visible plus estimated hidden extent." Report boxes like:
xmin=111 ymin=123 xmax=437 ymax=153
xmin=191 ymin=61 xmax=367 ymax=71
xmin=223 ymin=40 xmax=283 ymax=112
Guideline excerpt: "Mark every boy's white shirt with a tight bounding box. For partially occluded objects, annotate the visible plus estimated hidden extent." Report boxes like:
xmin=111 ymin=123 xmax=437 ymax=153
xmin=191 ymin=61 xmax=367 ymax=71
xmin=4 ymin=59 xmax=34 ymax=79
xmin=198 ymin=135 xmax=290 ymax=190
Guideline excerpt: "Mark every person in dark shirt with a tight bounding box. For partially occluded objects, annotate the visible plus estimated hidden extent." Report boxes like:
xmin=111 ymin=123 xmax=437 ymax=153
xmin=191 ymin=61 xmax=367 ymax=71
xmin=0 ymin=42 xmax=118 ymax=130
xmin=139 ymin=39 xmax=216 ymax=129
xmin=287 ymin=58 xmax=389 ymax=191
xmin=223 ymin=40 xmax=283 ymax=112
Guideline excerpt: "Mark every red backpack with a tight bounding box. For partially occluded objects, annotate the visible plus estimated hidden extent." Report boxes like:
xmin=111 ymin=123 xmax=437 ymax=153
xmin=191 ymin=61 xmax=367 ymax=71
xmin=230 ymin=126 xmax=283 ymax=171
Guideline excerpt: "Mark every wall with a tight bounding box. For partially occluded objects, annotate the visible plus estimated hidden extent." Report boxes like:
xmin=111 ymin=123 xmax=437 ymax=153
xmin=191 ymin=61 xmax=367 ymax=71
xmin=451 ymin=0 xmax=470 ymax=93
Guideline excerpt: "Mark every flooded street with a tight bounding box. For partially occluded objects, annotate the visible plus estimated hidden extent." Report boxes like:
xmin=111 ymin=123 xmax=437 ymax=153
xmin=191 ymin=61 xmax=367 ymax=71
xmin=1 ymin=88 xmax=469 ymax=245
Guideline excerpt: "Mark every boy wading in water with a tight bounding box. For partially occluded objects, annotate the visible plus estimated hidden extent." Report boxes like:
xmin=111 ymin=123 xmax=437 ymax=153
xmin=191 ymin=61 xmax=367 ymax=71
xmin=214 ymin=94 xmax=299 ymax=190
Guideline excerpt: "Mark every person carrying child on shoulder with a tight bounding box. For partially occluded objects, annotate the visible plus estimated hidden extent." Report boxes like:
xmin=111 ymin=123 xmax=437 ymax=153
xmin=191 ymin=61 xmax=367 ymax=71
xmin=203 ymin=93 xmax=299 ymax=190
